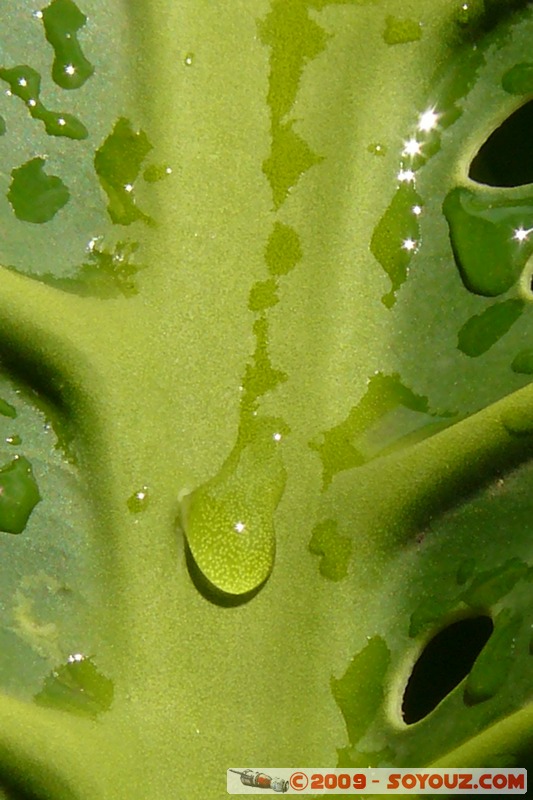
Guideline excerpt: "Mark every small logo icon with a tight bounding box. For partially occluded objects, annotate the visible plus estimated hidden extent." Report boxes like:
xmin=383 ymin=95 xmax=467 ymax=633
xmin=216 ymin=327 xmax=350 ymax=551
xmin=229 ymin=769 xmax=289 ymax=793
xmin=289 ymin=772 xmax=308 ymax=791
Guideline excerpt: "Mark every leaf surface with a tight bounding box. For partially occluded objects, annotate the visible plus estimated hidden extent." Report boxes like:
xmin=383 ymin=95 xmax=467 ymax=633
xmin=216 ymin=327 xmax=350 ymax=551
xmin=0 ymin=1 xmax=530 ymax=798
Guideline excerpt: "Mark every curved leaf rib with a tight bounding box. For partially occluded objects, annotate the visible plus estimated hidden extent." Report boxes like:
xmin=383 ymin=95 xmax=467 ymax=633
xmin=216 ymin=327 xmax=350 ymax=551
xmin=432 ymin=701 xmax=533 ymax=768
xmin=0 ymin=263 xmax=109 ymax=398
xmin=358 ymin=381 xmax=533 ymax=548
xmin=0 ymin=262 xmax=114 ymax=355
xmin=0 ymin=691 xmax=114 ymax=800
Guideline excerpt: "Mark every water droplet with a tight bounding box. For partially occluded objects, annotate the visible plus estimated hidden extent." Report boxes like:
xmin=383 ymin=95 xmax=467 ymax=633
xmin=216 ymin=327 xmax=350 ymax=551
xmin=368 ymin=142 xmax=387 ymax=157
xmin=401 ymin=237 xmax=418 ymax=252
xmin=127 ymin=486 xmax=149 ymax=513
xmin=0 ymin=456 xmax=41 ymax=534
xmin=179 ymin=416 xmax=287 ymax=596
xmin=67 ymin=652 xmax=84 ymax=662
xmin=397 ymin=168 xmax=416 ymax=183
xmin=40 ymin=0 xmax=95 ymax=90
xmin=443 ymin=187 xmax=533 ymax=297
xmin=94 ymin=118 xmax=154 ymax=225
xmin=465 ymin=609 xmax=522 ymax=704
xmin=403 ymin=138 xmax=422 ymax=158
xmin=34 ymin=655 xmax=113 ymax=718
xmin=143 ymin=164 xmax=172 ymax=183
xmin=418 ymin=108 xmax=439 ymax=132
xmin=5 ymin=435 xmax=21 ymax=446
xmin=184 ymin=53 xmax=194 ymax=66
xmin=383 ymin=16 xmax=422 ymax=46
xmin=8 ymin=157 xmax=70 ymax=223
xmin=456 ymin=2 xmax=474 ymax=26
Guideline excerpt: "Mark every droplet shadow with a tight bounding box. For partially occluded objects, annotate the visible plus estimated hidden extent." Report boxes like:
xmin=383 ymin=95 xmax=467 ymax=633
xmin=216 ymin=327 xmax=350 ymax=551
xmin=184 ymin=542 xmax=266 ymax=608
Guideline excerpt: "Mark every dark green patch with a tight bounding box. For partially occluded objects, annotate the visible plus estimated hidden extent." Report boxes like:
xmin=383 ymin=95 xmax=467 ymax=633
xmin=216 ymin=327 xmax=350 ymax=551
xmin=241 ymin=317 xmax=287 ymax=413
xmin=462 ymin=558 xmax=529 ymax=609
xmin=38 ymin=240 xmax=142 ymax=298
xmin=502 ymin=62 xmax=533 ymax=94
xmin=310 ymin=372 xmax=453 ymax=489
xmin=263 ymin=120 xmax=323 ymax=210
xmin=248 ymin=279 xmax=279 ymax=312
xmin=409 ymin=596 xmax=460 ymax=638
xmin=265 ymin=222 xmax=302 ymax=276
xmin=457 ymin=300 xmax=524 ymax=357
xmin=0 ymin=457 xmax=40 ymax=534
xmin=511 ymin=349 xmax=533 ymax=374
xmin=94 ymin=117 xmax=153 ymax=225
xmin=331 ymin=637 xmax=390 ymax=749
xmin=383 ymin=16 xmax=422 ymax=45
xmin=456 ymin=558 xmax=476 ymax=586
xmin=34 ymin=656 xmax=114 ymax=718
xmin=143 ymin=164 xmax=172 ymax=183
xmin=368 ymin=142 xmax=387 ymax=156
xmin=465 ymin=609 xmax=523 ymax=703
xmin=258 ymin=0 xmax=329 ymax=126
xmin=41 ymin=0 xmax=94 ymax=90
xmin=0 ymin=64 xmax=87 ymax=139
xmin=0 ymin=399 xmax=17 ymax=419
xmin=8 ymin=158 xmax=70 ymax=223
xmin=371 ymin=183 xmax=422 ymax=307
xmin=127 ymin=487 xmax=149 ymax=514
xmin=308 ymin=519 xmax=352 ymax=581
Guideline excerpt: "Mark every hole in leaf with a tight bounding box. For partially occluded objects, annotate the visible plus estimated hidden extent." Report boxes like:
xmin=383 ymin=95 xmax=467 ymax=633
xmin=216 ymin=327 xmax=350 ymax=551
xmin=402 ymin=615 xmax=494 ymax=724
xmin=469 ymin=100 xmax=533 ymax=186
